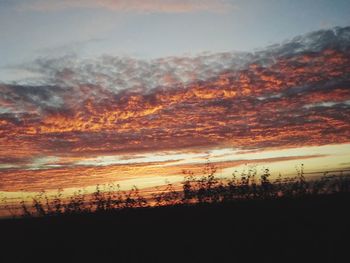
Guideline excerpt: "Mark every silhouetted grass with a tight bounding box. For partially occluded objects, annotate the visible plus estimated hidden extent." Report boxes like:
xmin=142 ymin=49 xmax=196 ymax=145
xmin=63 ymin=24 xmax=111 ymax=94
xmin=13 ymin=164 xmax=350 ymax=218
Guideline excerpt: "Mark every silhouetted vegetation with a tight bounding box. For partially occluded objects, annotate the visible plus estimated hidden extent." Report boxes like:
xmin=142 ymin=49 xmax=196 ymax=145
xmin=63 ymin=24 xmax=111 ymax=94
xmin=11 ymin=164 xmax=350 ymax=218
xmin=1 ymin=165 xmax=350 ymax=263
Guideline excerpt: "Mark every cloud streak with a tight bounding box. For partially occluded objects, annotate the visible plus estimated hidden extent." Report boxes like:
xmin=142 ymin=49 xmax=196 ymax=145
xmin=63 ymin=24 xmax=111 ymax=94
xmin=0 ymin=154 xmax=326 ymax=192
xmin=18 ymin=0 xmax=235 ymax=13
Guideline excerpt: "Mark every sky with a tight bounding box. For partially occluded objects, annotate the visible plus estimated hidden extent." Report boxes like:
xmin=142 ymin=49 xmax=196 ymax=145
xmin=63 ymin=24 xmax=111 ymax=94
xmin=1 ymin=1 xmax=350 ymax=214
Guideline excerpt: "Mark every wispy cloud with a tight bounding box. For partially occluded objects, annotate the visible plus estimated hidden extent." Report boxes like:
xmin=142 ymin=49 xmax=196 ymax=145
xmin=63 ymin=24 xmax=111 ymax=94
xmin=0 ymin=153 xmax=328 ymax=192
xmin=18 ymin=0 xmax=235 ymax=13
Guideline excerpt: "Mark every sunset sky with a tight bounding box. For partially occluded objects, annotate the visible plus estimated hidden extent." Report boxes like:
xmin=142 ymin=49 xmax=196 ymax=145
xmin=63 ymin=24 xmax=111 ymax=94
xmin=1 ymin=1 xmax=350 ymax=213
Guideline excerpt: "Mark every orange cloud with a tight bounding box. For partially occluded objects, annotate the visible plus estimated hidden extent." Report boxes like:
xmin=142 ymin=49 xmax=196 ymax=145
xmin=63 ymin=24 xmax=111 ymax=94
xmin=1 ymin=46 xmax=350 ymax=162
xmin=1 ymin=27 xmax=350 ymax=193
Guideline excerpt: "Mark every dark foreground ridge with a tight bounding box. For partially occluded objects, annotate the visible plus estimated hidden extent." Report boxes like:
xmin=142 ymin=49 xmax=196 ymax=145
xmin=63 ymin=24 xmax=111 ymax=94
xmin=1 ymin=193 xmax=349 ymax=263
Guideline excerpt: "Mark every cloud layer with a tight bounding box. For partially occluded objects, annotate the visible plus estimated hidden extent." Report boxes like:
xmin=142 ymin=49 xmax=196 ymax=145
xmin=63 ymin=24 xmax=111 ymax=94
xmin=1 ymin=26 xmax=350 ymax=191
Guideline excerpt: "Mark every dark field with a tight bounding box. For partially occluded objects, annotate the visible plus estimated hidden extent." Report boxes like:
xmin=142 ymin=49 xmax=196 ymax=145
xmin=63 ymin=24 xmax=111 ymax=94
xmin=1 ymin=192 xmax=349 ymax=263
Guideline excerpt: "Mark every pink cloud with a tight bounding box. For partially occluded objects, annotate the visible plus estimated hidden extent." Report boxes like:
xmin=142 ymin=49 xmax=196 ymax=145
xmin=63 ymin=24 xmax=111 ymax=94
xmin=19 ymin=0 xmax=235 ymax=13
